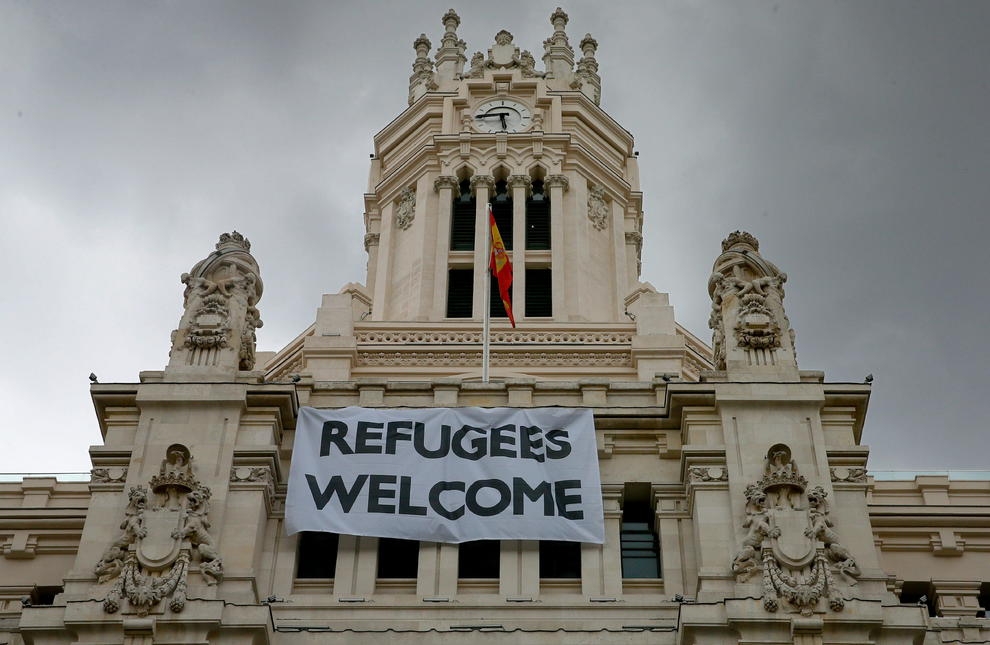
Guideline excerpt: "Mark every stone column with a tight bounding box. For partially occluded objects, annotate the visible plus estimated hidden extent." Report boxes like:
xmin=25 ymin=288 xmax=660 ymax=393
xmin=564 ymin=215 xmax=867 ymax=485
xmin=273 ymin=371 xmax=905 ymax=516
xmin=433 ymin=176 xmax=459 ymax=319
xmin=545 ymin=174 xmax=569 ymax=320
xmin=509 ymin=174 xmax=530 ymax=320
xmin=470 ymin=175 xmax=495 ymax=319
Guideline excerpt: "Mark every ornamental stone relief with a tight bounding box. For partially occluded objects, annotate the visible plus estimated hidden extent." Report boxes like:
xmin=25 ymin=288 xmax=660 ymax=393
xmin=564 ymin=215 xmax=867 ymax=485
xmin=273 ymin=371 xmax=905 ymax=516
xmin=356 ymin=351 xmax=631 ymax=368
xmin=91 ymin=467 xmax=128 ymax=484
xmin=169 ymin=231 xmax=263 ymax=372
xmin=688 ymin=466 xmax=728 ymax=482
xmin=95 ymin=444 xmax=222 ymax=617
xmin=394 ymin=187 xmax=416 ymax=231
xmin=708 ymin=231 xmax=792 ymax=370
xmin=587 ymin=184 xmax=608 ymax=231
xmin=356 ymin=330 xmax=633 ymax=345
xmin=731 ymin=444 xmax=859 ymax=616
xmin=830 ymin=467 xmax=868 ymax=483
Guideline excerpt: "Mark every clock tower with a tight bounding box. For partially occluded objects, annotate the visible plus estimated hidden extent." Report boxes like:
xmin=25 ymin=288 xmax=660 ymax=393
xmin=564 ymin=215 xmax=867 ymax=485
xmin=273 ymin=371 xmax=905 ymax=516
xmin=279 ymin=7 xmax=708 ymax=384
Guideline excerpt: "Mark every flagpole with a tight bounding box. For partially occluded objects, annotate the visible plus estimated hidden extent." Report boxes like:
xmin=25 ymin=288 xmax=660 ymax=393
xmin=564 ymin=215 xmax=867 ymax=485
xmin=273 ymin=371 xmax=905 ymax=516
xmin=482 ymin=202 xmax=492 ymax=383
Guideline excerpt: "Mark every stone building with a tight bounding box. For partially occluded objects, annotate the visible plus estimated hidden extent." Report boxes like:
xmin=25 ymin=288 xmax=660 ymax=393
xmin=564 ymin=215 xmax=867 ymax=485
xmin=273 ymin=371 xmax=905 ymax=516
xmin=2 ymin=8 xmax=989 ymax=645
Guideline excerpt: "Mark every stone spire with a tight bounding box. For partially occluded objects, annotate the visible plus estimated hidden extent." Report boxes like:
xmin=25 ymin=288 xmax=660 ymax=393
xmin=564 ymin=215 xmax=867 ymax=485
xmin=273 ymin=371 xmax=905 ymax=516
xmin=434 ymin=9 xmax=466 ymax=87
xmin=542 ymin=7 xmax=575 ymax=89
xmin=408 ymin=34 xmax=438 ymax=105
xmin=572 ymin=33 xmax=601 ymax=104
xmin=708 ymin=231 xmax=798 ymax=380
xmin=166 ymin=231 xmax=264 ymax=379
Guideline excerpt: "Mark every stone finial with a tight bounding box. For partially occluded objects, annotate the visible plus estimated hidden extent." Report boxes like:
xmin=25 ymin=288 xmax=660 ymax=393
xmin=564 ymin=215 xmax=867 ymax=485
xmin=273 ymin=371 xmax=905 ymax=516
xmin=409 ymin=34 xmax=438 ymax=104
xmin=581 ymin=34 xmax=598 ymax=55
xmin=413 ymin=34 xmax=432 ymax=56
xmin=708 ymin=232 xmax=796 ymax=378
xmin=436 ymin=9 xmax=466 ymax=84
xmin=543 ymin=7 xmax=575 ymax=87
xmin=721 ymin=230 xmax=760 ymax=253
xmin=573 ymin=33 xmax=601 ymax=104
xmin=166 ymin=232 xmax=264 ymax=377
xmin=441 ymin=8 xmax=460 ymax=31
xmin=216 ymin=230 xmax=250 ymax=252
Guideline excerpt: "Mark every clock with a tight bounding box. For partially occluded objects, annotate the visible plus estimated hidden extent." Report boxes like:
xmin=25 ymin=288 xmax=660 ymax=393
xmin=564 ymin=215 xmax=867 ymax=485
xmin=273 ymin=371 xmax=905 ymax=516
xmin=473 ymin=99 xmax=532 ymax=133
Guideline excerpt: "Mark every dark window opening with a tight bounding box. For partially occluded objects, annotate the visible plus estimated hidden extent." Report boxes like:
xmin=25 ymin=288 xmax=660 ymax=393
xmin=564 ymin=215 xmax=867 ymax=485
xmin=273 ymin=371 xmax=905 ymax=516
xmin=621 ymin=484 xmax=661 ymax=579
xmin=451 ymin=179 xmax=476 ymax=251
xmin=539 ymin=540 xmax=581 ymax=579
xmin=377 ymin=537 xmax=419 ymax=579
xmin=489 ymin=275 xmax=512 ymax=319
xmin=899 ymin=580 xmax=937 ymax=617
xmin=978 ymin=582 xmax=990 ymax=618
xmin=526 ymin=179 xmax=550 ymax=250
xmin=491 ymin=179 xmax=513 ymax=250
xmin=296 ymin=531 xmax=338 ymax=579
xmin=525 ymin=268 xmax=552 ymax=317
xmin=447 ymin=268 xmax=473 ymax=318
xmin=458 ymin=540 xmax=500 ymax=579
xmin=28 ymin=585 xmax=63 ymax=606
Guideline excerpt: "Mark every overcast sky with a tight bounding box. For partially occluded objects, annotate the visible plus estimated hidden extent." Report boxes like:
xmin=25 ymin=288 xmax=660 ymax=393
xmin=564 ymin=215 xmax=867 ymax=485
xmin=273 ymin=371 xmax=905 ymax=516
xmin=2 ymin=1 xmax=988 ymax=474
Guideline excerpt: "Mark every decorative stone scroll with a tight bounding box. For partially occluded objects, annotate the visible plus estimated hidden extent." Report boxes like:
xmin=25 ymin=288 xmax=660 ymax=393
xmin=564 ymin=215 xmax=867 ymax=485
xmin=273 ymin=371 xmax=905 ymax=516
xmin=394 ymin=187 xmax=416 ymax=231
xmin=731 ymin=444 xmax=860 ymax=616
xmin=95 ymin=444 xmax=223 ymax=616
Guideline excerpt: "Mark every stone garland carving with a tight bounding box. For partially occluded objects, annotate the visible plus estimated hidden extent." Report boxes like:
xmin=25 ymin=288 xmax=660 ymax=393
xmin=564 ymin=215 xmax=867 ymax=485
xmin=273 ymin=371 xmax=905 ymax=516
xmin=731 ymin=444 xmax=859 ymax=616
xmin=587 ymin=184 xmax=609 ymax=231
xmin=356 ymin=350 xmax=631 ymax=368
xmin=91 ymin=467 xmax=128 ymax=484
xmin=363 ymin=232 xmax=380 ymax=251
xmin=95 ymin=444 xmax=223 ymax=616
xmin=467 ymin=51 xmax=485 ymax=78
xmin=520 ymin=50 xmax=540 ymax=77
xmin=394 ymin=187 xmax=416 ymax=231
xmin=830 ymin=467 xmax=867 ymax=483
xmin=688 ymin=466 xmax=728 ymax=482
xmin=240 ymin=301 xmax=263 ymax=371
xmin=356 ymin=330 xmax=633 ymax=345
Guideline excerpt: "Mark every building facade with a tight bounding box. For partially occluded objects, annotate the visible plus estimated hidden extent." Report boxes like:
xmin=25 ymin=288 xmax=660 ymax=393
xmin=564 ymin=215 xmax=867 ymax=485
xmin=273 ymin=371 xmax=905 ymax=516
xmin=3 ymin=8 xmax=989 ymax=644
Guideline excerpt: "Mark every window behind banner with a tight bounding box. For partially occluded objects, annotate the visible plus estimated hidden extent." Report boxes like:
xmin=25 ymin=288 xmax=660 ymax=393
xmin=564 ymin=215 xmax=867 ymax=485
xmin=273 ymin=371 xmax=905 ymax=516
xmin=539 ymin=540 xmax=581 ymax=579
xmin=377 ymin=537 xmax=419 ymax=579
xmin=296 ymin=531 xmax=338 ymax=579
xmin=458 ymin=540 xmax=500 ymax=579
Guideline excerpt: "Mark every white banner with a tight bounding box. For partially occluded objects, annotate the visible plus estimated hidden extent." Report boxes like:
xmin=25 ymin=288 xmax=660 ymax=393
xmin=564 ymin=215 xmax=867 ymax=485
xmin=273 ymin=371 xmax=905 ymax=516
xmin=286 ymin=407 xmax=604 ymax=544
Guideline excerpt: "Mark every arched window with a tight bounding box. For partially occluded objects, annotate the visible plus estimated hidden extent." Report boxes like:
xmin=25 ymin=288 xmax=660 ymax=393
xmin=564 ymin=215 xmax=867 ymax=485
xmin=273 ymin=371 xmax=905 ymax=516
xmin=525 ymin=179 xmax=550 ymax=250
xmin=450 ymin=179 xmax=475 ymax=251
xmin=491 ymin=179 xmax=512 ymax=250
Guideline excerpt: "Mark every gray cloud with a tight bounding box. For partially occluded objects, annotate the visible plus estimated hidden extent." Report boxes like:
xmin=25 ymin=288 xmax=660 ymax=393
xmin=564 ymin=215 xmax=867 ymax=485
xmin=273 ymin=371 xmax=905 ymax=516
xmin=2 ymin=1 xmax=987 ymax=473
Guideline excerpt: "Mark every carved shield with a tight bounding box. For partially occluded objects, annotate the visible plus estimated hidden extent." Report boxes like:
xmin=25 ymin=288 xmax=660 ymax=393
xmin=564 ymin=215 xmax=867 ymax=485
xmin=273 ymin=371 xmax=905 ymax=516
xmin=136 ymin=508 xmax=184 ymax=571
xmin=770 ymin=506 xmax=815 ymax=568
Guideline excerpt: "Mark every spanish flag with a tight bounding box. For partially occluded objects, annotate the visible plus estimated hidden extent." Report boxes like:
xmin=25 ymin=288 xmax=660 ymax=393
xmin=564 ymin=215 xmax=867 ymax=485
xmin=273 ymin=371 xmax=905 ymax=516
xmin=489 ymin=204 xmax=515 ymax=327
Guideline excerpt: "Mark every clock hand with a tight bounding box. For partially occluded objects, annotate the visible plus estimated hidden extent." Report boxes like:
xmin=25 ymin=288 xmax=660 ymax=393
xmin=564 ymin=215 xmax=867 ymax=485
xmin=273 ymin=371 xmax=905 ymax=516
xmin=475 ymin=112 xmax=510 ymax=120
xmin=498 ymin=113 xmax=507 ymax=129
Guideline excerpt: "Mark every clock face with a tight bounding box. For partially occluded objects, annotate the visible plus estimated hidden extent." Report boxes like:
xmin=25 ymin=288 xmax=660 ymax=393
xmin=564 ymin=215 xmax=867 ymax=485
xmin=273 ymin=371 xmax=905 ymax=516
xmin=473 ymin=99 xmax=532 ymax=133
